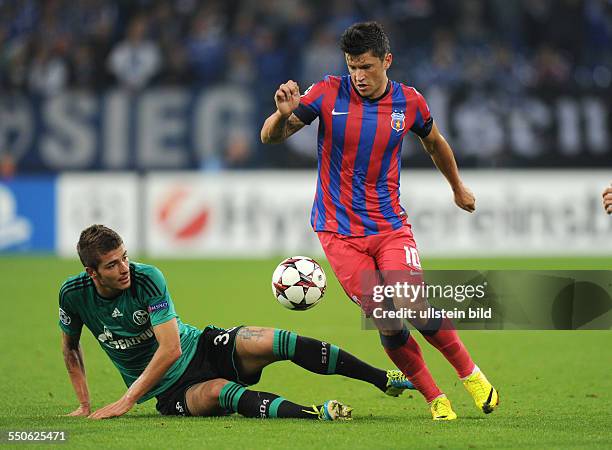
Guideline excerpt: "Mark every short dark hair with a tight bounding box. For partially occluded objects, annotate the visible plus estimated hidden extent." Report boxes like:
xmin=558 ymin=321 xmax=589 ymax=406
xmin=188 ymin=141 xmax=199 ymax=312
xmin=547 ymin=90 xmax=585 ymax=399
xmin=77 ymin=224 xmax=123 ymax=269
xmin=339 ymin=22 xmax=391 ymax=60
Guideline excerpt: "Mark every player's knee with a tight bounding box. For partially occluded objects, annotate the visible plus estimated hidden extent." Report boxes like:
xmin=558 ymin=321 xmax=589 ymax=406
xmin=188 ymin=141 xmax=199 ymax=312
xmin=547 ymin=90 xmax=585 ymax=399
xmin=379 ymin=326 xmax=409 ymax=350
xmin=186 ymin=378 xmax=231 ymax=417
xmin=206 ymin=378 xmax=230 ymax=399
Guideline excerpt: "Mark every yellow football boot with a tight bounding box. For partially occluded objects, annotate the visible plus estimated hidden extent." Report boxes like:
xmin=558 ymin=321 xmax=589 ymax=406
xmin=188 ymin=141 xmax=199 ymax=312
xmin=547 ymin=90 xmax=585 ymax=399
xmin=430 ymin=395 xmax=457 ymax=421
xmin=463 ymin=370 xmax=499 ymax=414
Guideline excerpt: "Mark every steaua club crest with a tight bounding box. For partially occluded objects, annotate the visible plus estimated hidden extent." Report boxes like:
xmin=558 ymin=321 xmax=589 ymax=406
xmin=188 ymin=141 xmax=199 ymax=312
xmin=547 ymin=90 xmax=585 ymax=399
xmin=391 ymin=111 xmax=405 ymax=132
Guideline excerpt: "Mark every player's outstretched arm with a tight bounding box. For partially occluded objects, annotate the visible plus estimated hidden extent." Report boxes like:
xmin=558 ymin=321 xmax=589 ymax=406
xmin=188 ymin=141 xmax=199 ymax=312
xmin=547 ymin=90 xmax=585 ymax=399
xmin=420 ymin=122 xmax=475 ymax=213
xmin=88 ymin=319 xmax=182 ymax=419
xmin=261 ymin=80 xmax=306 ymax=144
xmin=603 ymin=184 xmax=612 ymax=214
xmin=61 ymin=332 xmax=91 ymax=417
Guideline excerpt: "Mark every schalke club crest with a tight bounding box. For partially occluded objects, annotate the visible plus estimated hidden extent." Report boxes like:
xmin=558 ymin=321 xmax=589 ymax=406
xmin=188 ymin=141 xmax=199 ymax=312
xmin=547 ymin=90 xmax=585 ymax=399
xmin=391 ymin=111 xmax=405 ymax=132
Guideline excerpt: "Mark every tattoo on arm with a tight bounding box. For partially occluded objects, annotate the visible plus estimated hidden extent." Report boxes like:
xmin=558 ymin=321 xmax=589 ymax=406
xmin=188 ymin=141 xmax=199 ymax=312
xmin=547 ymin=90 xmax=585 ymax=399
xmin=63 ymin=343 xmax=84 ymax=372
xmin=266 ymin=114 xmax=305 ymax=143
xmin=237 ymin=327 xmax=266 ymax=341
xmin=62 ymin=333 xmax=85 ymax=370
xmin=284 ymin=114 xmax=304 ymax=137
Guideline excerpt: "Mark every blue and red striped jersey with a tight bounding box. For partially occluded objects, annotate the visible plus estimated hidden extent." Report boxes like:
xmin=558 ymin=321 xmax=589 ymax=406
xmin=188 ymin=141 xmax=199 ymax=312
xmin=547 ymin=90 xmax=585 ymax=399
xmin=294 ymin=74 xmax=433 ymax=236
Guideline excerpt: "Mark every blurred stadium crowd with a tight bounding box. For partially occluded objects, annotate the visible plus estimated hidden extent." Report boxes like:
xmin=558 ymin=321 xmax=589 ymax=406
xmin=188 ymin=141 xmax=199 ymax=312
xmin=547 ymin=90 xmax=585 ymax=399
xmin=0 ymin=0 xmax=611 ymax=176
xmin=1 ymin=0 xmax=611 ymax=96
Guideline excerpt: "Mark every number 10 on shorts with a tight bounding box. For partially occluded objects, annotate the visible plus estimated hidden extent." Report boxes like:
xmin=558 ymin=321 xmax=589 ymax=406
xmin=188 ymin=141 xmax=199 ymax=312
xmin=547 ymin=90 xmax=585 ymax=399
xmin=404 ymin=246 xmax=421 ymax=269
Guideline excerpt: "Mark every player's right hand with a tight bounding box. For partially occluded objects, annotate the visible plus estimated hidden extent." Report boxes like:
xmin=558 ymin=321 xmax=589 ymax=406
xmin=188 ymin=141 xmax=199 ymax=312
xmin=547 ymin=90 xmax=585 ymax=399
xmin=65 ymin=404 xmax=91 ymax=417
xmin=274 ymin=80 xmax=301 ymax=118
xmin=603 ymin=185 xmax=612 ymax=214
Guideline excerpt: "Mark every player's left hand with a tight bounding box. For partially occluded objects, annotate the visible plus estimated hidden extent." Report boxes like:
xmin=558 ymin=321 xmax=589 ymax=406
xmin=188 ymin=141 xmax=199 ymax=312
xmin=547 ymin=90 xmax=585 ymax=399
xmin=88 ymin=396 xmax=135 ymax=420
xmin=603 ymin=185 xmax=612 ymax=214
xmin=453 ymin=185 xmax=476 ymax=213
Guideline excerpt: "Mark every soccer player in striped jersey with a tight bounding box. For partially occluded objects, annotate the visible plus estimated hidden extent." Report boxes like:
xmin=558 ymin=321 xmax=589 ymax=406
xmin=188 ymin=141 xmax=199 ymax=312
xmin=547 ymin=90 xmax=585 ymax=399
xmin=261 ymin=21 xmax=499 ymax=420
xmin=60 ymin=224 xmax=414 ymax=420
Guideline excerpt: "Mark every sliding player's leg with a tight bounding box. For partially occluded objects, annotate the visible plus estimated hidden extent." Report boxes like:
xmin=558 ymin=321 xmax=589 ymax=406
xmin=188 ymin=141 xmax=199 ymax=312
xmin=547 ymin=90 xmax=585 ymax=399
xmin=234 ymin=326 xmax=414 ymax=396
xmin=185 ymin=378 xmax=351 ymax=420
xmin=164 ymin=327 xmax=350 ymax=420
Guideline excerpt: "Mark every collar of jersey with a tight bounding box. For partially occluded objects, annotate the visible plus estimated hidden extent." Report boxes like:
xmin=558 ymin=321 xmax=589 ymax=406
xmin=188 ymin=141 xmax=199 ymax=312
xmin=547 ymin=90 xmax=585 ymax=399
xmin=350 ymin=78 xmax=391 ymax=103
xmin=95 ymin=288 xmax=123 ymax=302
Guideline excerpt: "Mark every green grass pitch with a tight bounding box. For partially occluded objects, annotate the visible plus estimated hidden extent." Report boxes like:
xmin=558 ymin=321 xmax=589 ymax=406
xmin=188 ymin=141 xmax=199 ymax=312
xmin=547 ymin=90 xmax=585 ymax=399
xmin=0 ymin=256 xmax=610 ymax=449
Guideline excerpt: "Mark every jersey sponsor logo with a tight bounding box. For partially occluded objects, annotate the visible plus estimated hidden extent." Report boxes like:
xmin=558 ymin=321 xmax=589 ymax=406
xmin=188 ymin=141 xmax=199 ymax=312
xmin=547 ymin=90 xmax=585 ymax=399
xmin=59 ymin=308 xmax=71 ymax=325
xmin=112 ymin=307 xmax=123 ymax=318
xmin=133 ymin=310 xmax=149 ymax=325
xmin=331 ymin=109 xmax=349 ymax=116
xmin=98 ymin=326 xmax=155 ymax=350
xmin=391 ymin=110 xmax=405 ymax=132
xmin=148 ymin=301 xmax=169 ymax=313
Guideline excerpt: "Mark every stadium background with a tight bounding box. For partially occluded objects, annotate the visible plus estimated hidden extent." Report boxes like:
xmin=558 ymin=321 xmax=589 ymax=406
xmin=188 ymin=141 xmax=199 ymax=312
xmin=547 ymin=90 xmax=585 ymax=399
xmin=0 ymin=1 xmax=610 ymax=449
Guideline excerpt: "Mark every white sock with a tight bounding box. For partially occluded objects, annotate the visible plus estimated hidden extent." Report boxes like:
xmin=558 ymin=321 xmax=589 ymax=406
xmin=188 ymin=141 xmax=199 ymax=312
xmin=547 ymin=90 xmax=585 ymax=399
xmin=461 ymin=364 xmax=480 ymax=381
xmin=429 ymin=393 xmax=447 ymax=404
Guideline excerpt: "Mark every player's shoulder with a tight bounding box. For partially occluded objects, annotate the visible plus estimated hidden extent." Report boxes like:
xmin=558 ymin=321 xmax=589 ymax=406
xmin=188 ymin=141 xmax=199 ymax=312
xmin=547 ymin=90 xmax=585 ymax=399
xmin=393 ymin=81 xmax=422 ymax=98
xmin=326 ymin=75 xmax=343 ymax=84
xmin=392 ymin=82 xmax=430 ymax=115
xmin=59 ymin=272 xmax=92 ymax=298
xmin=328 ymin=74 xmax=346 ymax=89
xmin=131 ymin=262 xmax=167 ymax=298
xmin=305 ymin=75 xmax=342 ymax=93
xmin=317 ymin=75 xmax=343 ymax=85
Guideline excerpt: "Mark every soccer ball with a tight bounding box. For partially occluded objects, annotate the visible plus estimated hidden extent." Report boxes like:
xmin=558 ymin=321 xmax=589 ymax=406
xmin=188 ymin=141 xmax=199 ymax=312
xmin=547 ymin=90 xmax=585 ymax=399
xmin=271 ymin=256 xmax=327 ymax=310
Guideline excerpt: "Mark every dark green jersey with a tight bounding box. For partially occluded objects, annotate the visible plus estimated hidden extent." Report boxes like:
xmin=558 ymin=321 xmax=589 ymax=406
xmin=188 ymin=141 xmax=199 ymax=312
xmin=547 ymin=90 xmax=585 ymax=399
xmin=58 ymin=262 xmax=202 ymax=403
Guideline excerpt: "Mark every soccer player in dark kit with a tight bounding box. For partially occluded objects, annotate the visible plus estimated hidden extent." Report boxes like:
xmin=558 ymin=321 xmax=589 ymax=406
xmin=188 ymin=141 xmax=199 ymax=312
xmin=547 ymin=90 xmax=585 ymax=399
xmin=60 ymin=225 xmax=414 ymax=420
xmin=261 ymin=21 xmax=499 ymax=420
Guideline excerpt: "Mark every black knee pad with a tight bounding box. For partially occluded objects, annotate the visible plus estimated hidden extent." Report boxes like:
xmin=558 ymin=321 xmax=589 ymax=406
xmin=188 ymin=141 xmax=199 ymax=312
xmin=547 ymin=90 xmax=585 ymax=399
xmin=417 ymin=314 xmax=443 ymax=336
xmin=379 ymin=326 xmax=409 ymax=350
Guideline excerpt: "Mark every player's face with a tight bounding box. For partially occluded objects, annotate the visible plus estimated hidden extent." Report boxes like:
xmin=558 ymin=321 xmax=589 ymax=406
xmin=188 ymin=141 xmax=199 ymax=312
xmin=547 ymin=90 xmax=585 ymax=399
xmin=345 ymin=51 xmax=392 ymax=99
xmin=89 ymin=245 xmax=131 ymax=295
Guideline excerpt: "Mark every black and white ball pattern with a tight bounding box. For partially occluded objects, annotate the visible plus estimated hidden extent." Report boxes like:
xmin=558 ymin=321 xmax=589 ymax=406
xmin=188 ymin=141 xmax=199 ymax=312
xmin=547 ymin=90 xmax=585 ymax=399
xmin=271 ymin=256 xmax=327 ymax=310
